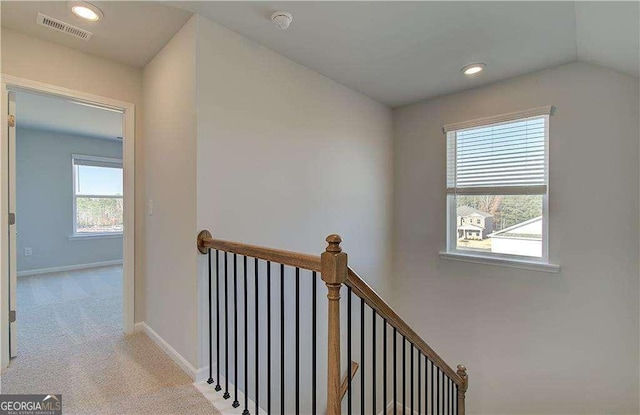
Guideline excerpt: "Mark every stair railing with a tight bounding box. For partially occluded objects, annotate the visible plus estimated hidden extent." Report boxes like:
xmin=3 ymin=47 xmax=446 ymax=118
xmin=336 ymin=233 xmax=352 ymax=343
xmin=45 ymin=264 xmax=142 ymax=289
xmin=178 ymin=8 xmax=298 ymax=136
xmin=198 ymin=230 xmax=467 ymax=415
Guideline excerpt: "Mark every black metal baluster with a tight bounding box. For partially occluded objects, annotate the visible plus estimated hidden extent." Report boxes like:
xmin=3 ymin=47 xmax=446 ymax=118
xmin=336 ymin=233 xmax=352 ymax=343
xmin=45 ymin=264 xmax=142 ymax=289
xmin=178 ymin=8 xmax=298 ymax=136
xmin=233 ymin=254 xmax=240 ymax=408
xmin=444 ymin=372 xmax=447 ymax=415
xmin=455 ymin=384 xmax=458 ymax=415
xmin=255 ymin=258 xmax=259 ymax=415
xmin=418 ymin=351 xmax=421 ymax=415
xmin=430 ymin=360 xmax=434 ymax=415
xmin=267 ymin=261 xmax=272 ymax=414
xmin=207 ymin=249 xmax=214 ymax=385
xmin=437 ymin=368 xmax=440 ymax=415
xmin=402 ymin=337 xmax=406 ymax=415
xmin=280 ymin=264 xmax=285 ymax=415
xmin=383 ymin=320 xmax=387 ymax=415
xmin=448 ymin=379 xmax=451 ymax=415
xmin=224 ymin=252 xmax=230 ymax=399
xmin=295 ymin=268 xmax=300 ymax=415
xmin=347 ymin=288 xmax=352 ymax=415
xmin=424 ymin=355 xmax=427 ymax=415
xmin=410 ymin=345 xmax=414 ymax=414
xmin=242 ymin=256 xmax=249 ymax=415
xmin=443 ymin=370 xmax=446 ymax=415
xmin=215 ymin=250 xmax=222 ymax=391
xmin=360 ymin=298 xmax=365 ymax=415
xmin=372 ymin=309 xmax=376 ymax=415
xmin=440 ymin=371 xmax=447 ymax=415
xmin=312 ymin=272 xmax=317 ymax=415
xmin=393 ymin=328 xmax=397 ymax=415
xmin=449 ymin=379 xmax=453 ymax=415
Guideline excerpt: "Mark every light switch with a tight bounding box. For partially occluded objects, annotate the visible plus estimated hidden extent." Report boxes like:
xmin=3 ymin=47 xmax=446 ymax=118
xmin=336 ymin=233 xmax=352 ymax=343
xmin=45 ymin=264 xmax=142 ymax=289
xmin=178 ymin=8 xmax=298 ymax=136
xmin=147 ymin=200 xmax=154 ymax=216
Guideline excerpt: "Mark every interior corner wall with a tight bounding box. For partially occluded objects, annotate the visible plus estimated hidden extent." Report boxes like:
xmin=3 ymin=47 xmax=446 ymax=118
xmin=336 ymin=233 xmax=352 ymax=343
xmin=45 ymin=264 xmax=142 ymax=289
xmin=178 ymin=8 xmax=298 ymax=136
xmin=16 ymin=127 xmax=123 ymax=273
xmin=194 ymin=15 xmax=393 ymax=290
xmin=0 ymin=27 xmax=146 ymax=323
xmin=194 ymin=14 xmax=393 ymax=405
xmin=391 ymin=62 xmax=639 ymax=414
xmin=142 ymin=16 xmax=198 ymax=368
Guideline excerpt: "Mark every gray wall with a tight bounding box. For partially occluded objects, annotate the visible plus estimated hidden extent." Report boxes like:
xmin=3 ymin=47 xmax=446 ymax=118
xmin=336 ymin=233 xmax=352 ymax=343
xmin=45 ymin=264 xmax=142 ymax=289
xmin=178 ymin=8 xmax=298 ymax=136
xmin=16 ymin=127 xmax=123 ymax=273
xmin=195 ymin=14 xmax=393 ymax=411
xmin=391 ymin=62 xmax=639 ymax=414
xmin=142 ymin=16 xmax=199 ymax=368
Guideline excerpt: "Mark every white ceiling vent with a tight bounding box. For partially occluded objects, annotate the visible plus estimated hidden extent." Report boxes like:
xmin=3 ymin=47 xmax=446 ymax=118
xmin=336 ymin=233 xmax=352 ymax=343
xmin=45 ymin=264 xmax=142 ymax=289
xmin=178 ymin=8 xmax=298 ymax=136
xmin=36 ymin=13 xmax=92 ymax=41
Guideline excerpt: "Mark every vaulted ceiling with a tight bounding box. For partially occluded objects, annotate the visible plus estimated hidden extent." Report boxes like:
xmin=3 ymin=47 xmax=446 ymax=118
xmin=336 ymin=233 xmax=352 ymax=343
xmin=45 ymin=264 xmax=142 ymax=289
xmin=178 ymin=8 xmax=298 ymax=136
xmin=2 ymin=1 xmax=638 ymax=107
xmin=173 ymin=1 xmax=639 ymax=106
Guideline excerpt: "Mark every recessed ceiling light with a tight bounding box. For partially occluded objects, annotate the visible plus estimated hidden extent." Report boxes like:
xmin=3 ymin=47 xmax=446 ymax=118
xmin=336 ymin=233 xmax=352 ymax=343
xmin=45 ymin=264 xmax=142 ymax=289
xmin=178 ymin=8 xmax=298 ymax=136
xmin=461 ymin=63 xmax=486 ymax=76
xmin=67 ymin=1 xmax=103 ymax=22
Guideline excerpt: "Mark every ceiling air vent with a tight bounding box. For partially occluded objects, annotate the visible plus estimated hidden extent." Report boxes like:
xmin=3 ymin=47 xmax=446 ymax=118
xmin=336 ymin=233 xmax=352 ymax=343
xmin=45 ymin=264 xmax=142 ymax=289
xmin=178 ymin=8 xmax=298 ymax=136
xmin=36 ymin=13 xmax=92 ymax=41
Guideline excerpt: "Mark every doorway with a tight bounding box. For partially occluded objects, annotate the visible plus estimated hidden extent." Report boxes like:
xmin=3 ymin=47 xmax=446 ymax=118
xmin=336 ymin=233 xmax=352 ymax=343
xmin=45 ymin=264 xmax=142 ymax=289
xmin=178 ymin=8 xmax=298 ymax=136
xmin=1 ymin=75 xmax=135 ymax=368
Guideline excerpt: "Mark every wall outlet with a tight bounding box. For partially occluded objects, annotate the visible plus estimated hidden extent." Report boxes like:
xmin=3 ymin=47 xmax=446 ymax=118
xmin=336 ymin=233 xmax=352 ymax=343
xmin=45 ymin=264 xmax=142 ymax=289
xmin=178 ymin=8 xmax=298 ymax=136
xmin=24 ymin=247 xmax=32 ymax=256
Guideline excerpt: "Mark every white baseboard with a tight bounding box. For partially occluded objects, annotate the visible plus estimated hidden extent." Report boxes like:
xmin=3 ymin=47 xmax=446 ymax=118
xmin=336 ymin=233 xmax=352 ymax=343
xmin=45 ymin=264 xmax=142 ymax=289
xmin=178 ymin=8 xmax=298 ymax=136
xmin=17 ymin=259 xmax=123 ymax=277
xmin=195 ymin=377 xmax=267 ymax=415
xmin=134 ymin=322 xmax=199 ymax=380
xmin=195 ymin=365 xmax=210 ymax=383
xmin=382 ymin=401 xmax=418 ymax=415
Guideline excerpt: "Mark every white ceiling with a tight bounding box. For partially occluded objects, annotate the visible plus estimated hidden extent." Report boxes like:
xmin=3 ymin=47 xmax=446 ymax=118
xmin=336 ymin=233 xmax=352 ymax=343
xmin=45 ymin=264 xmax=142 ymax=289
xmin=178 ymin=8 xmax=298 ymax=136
xmin=1 ymin=1 xmax=192 ymax=68
xmin=2 ymin=2 xmax=638 ymax=107
xmin=575 ymin=1 xmax=640 ymax=79
xmin=15 ymin=91 xmax=123 ymax=140
xmin=172 ymin=1 xmax=639 ymax=107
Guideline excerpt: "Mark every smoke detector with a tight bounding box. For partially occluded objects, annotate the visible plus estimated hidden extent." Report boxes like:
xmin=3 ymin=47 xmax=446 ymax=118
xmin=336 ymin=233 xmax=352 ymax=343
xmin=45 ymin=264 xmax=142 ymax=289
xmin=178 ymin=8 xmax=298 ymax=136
xmin=271 ymin=11 xmax=293 ymax=30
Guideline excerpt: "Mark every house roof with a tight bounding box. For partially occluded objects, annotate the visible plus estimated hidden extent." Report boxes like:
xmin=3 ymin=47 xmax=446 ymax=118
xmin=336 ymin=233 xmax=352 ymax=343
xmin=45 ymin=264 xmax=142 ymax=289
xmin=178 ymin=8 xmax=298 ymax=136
xmin=489 ymin=216 xmax=543 ymax=240
xmin=457 ymin=206 xmax=493 ymax=218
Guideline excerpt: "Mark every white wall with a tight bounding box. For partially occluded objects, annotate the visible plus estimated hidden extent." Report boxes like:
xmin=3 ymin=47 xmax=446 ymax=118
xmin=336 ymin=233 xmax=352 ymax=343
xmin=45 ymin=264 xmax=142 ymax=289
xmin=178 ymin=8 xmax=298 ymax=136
xmin=1 ymin=27 xmax=146 ymax=322
xmin=142 ymin=17 xmax=198 ymax=367
xmin=195 ymin=15 xmax=393 ymax=291
xmin=16 ymin=127 xmax=123 ymax=273
xmin=392 ymin=62 xmax=639 ymax=414
xmin=195 ymin=17 xmax=393 ymax=408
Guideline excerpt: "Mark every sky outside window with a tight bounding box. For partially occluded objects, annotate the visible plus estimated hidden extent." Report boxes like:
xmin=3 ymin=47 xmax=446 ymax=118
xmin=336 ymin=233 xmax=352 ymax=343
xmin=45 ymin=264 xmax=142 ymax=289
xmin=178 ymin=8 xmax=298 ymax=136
xmin=76 ymin=165 xmax=122 ymax=196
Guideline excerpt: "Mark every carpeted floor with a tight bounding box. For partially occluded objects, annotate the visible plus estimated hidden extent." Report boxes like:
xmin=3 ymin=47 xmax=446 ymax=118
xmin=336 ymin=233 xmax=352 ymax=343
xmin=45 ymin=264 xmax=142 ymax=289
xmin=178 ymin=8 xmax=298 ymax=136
xmin=0 ymin=266 xmax=220 ymax=415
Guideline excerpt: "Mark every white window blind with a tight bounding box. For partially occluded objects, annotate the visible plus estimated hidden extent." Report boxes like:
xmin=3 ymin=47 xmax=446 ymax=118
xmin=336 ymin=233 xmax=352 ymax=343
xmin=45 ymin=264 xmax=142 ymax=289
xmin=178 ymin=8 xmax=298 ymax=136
xmin=73 ymin=155 xmax=122 ymax=169
xmin=447 ymin=115 xmax=548 ymax=195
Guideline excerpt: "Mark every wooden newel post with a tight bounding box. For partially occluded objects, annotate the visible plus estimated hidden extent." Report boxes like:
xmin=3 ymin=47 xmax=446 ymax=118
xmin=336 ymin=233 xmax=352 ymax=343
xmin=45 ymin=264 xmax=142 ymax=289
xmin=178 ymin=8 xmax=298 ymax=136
xmin=321 ymin=234 xmax=348 ymax=415
xmin=456 ymin=364 xmax=468 ymax=415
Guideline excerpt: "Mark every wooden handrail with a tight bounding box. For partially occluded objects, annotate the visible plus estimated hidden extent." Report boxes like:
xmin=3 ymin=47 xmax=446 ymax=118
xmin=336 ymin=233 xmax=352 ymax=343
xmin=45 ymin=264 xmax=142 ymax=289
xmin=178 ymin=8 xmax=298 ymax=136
xmin=197 ymin=230 xmax=322 ymax=272
xmin=346 ymin=267 xmax=465 ymax=387
xmin=197 ymin=229 xmax=466 ymax=413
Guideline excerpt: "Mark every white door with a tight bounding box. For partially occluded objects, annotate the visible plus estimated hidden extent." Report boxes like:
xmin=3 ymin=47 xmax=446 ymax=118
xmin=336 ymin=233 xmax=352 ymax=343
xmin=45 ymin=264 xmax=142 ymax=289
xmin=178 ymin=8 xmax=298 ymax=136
xmin=8 ymin=91 xmax=17 ymax=358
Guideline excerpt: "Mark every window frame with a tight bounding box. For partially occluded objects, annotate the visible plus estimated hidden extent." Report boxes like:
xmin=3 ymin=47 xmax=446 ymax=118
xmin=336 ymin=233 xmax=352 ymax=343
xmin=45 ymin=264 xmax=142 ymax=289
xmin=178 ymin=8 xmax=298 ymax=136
xmin=71 ymin=154 xmax=124 ymax=238
xmin=443 ymin=107 xmax=556 ymax=270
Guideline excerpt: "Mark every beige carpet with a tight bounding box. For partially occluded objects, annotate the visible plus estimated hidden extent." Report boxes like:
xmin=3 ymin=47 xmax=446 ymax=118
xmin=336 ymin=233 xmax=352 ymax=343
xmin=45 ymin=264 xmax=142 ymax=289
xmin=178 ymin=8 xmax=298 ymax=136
xmin=0 ymin=266 xmax=220 ymax=415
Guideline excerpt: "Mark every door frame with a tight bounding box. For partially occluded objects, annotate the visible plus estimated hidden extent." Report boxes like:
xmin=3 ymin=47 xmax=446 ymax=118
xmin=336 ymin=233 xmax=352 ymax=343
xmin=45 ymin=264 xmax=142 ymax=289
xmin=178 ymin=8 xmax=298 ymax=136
xmin=0 ymin=74 xmax=136 ymax=369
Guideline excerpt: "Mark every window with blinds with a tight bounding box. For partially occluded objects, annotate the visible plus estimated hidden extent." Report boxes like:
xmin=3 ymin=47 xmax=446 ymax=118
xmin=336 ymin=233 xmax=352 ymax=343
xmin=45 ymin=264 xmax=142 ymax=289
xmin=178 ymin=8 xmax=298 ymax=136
xmin=444 ymin=107 xmax=551 ymax=261
xmin=72 ymin=154 xmax=123 ymax=235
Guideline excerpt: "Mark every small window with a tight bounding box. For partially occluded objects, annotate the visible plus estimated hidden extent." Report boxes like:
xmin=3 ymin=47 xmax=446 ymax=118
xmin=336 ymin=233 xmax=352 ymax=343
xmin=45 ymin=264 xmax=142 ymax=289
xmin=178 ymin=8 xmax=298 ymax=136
xmin=72 ymin=155 xmax=123 ymax=235
xmin=445 ymin=108 xmax=550 ymax=262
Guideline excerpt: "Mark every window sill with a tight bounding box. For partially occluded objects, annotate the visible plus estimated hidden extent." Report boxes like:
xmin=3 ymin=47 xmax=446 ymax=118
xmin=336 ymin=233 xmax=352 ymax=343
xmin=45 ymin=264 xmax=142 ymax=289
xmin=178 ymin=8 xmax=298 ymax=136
xmin=439 ymin=251 xmax=560 ymax=273
xmin=68 ymin=233 xmax=123 ymax=241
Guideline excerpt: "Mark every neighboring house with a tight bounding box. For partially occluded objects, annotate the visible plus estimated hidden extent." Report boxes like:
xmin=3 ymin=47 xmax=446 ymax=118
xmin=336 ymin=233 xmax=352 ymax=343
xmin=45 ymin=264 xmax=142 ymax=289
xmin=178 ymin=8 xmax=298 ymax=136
xmin=456 ymin=206 xmax=494 ymax=240
xmin=488 ymin=216 xmax=543 ymax=257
